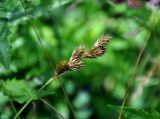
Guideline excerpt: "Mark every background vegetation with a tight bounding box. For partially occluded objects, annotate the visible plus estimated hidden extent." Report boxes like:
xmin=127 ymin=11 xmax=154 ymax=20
xmin=0 ymin=0 xmax=160 ymax=119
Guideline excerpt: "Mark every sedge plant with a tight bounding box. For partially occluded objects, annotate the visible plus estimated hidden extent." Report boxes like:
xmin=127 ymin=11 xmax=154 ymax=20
xmin=14 ymin=1 xmax=112 ymax=118
xmin=14 ymin=32 xmax=112 ymax=119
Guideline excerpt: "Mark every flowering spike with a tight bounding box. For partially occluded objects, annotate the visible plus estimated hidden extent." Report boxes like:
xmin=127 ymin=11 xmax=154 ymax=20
xmin=83 ymin=46 xmax=105 ymax=58
xmin=94 ymin=35 xmax=111 ymax=47
xmin=83 ymin=35 xmax=112 ymax=58
xmin=70 ymin=45 xmax=85 ymax=61
xmin=55 ymin=60 xmax=69 ymax=75
xmin=54 ymin=35 xmax=112 ymax=75
xmin=68 ymin=59 xmax=84 ymax=71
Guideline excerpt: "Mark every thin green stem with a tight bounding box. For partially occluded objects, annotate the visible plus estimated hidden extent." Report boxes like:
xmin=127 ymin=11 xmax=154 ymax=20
xmin=118 ymin=9 xmax=159 ymax=119
xmin=40 ymin=99 xmax=66 ymax=119
xmin=19 ymin=0 xmax=54 ymax=70
xmin=0 ymin=81 xmax=20 ymax=119
xmin=16 ymin=1 xmax=77 ymax=119
xmin=10 ymin=101 xmax=21 ymax=119
xmin=14 ymin=77 xmax=54 ymax=119
xmin=57 ymin=76 xmax=77 ymax=118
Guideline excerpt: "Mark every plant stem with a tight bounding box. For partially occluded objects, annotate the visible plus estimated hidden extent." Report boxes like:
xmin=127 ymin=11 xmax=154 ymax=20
xmin=40 ymin=99 xmax=66 ymax=119
xmin=1 ymin=80 xmax=20 ymax=119
xmin=14 ymin=77 xmax=54 ymax=119
xmin=19 ymin=0 xmax=55 ymax=70
xmin=10 ymin=101 xmax=21 ymax=119
xmin=16 ymin=1 xmax=77 ymax=118
xmin=118 ymin=9 xmax=159 ymax=119
xmin=57 ymin=76 xmax=77 ymax=118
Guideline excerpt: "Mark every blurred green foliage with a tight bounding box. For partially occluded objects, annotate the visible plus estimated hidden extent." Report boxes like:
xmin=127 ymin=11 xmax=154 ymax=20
xmin=0 ymin=18 xmax=10 ymax=69
xmin=107 ymin=105 xmax=160 ymax=119
xmin=0 ymin=0 xmax=160 ymax=119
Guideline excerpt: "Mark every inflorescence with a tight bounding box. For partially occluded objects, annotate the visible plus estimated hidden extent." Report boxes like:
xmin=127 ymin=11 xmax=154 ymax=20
xmin=54 ymin=35 xmax=112 ymax=75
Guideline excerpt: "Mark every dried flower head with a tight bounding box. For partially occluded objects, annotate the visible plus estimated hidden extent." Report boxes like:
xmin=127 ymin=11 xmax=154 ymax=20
xmin=54 ymin=35 xmax=112 ymax=75
xmin=70 ymin=45 xmax=85 ymax=61
xmin=83 ymin=35 xmax=112 ymax=58
xmin=94 ymin=35 xmax=111 ymax=47
xmin=54 ymin=60 xmax=69 ymax=75
xmin=54 ymin=59 xmax=84 ymax=75
xmin=83 ymin=46 xmax=105 ymax=58
xmin=68 ymin=59 xmax=84 ymax=71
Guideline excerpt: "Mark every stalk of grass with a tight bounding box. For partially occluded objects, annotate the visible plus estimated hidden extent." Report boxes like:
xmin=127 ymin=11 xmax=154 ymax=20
xmin=118 ymin=8 xmax=159 ymax=119
xmin=15 ymin=0 xmax=77 ymax=118
xmin=0 ymin=80 xmax=20 ymax=119
xmin=57 ymin=76 xmax=77 ymax=118
xmin=14 ymin=1 xmax=111 ymax=119
xmin=40 ymin=99 xmax=66 ymax=119
xmin=13 ymin=76 xmax=54 ymax=119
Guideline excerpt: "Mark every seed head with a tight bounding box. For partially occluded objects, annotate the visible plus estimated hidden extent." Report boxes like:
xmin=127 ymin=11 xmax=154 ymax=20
xmin=94 ymin=35 xmax=111 ymax=47
xmin=83 ymin=35 xmax=111 ymax=58
xmin=70 ymin=45 xmax=85 ymax=61
xmin=54 ymin=60 xmax=69 ymax=75
xmin=54 ymin=35 xmax=112 ymax=75
xmin=68 ymin=59 xmax=84 ymax=71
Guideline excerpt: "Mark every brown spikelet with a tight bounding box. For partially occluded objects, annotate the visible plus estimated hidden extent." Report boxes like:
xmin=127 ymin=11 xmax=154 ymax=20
xmin=94 ymin=35 xmax=111 ymax=47
xmin=83 ymin=35 xmax=112 ymax=58
xmin=70 ymin=45 xmax=85 ymax=60
xmin=83 ymin=46 xmax=105 ymax=58
xmin=54 ymin=60 xmax=69 ymax=75
xmin=68 ymin=59 xmax=84 ymax=71
xmin=55 ymin=59 xmax=84 ymax=75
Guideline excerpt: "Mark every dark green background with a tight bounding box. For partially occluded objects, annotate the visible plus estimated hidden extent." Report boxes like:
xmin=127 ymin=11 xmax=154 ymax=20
xmin=0 ymin=0 xmax=160 ymax=119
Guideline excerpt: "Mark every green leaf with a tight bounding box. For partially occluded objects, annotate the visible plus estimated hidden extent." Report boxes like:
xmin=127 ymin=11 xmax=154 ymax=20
xmin=1 ymin=79 xmax=54 ymax=104
xmin=0 ymin=0 xmax=21 ymax=14
xmin=1 ymin=79 xmax=33 ymax=104
xmin=0 ymin=17 xmax=11 ymax=69
xmin=107 ymin=105 xmax=160 ymax=119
